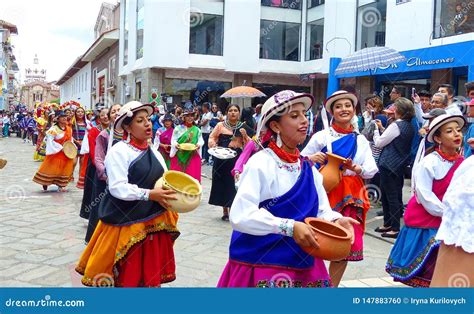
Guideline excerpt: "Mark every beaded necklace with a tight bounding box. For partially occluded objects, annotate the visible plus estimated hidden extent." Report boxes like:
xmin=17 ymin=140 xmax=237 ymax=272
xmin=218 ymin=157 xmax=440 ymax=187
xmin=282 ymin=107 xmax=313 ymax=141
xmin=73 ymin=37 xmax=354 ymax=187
xmin=223 ymin=119 xmax=243 ymax=141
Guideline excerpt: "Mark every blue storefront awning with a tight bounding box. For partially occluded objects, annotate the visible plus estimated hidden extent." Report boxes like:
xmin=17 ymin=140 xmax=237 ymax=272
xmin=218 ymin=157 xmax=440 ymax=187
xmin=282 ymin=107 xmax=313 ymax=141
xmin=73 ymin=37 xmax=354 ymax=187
xmin=335 ymin=41 xmax=474 ymax=79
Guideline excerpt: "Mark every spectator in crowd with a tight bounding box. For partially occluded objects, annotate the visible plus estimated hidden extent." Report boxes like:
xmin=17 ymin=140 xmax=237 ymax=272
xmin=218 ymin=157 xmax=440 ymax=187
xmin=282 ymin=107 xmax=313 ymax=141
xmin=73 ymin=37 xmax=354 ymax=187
xmin=151 ymin=107 xmax=163 ymax=142
xmin=253 ymin=104 xmax=263 ymax=127
xmin=374 ymin=98 xmax=416 ymax=239
xmin=438 ymin=83 xmax=463 ymax=115
xmin=465 ymin=81 xmax=474 ymax=101
xmin=413 ymin=90 xmax=432 ymax=125
xmin=199 ymin=102 xmax=213 ymax=164
xmin=453 ymin=3 xmax=469 ymax=34
xmin=240 ymin=107 xmax=256 ymax=131
xmin=3 ymin=113 xmax=11 ymax=137
xmin=387 ymin=85 xmax=403 ymax=108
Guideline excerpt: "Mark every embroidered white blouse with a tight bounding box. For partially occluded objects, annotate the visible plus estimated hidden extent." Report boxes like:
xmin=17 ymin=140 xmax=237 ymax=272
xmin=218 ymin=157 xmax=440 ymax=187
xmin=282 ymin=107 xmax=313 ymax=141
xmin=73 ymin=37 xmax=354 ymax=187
xmin=230 ymin=148 xmax=342 ymax=237
xmin=105 ymin=141 xmax=168 ymax=201
xmin=436 ymin=156 xmax=473 ymax=253
xmin=412 ymin=151 xmax=459 ymax=217
xmin=301 ymin=127 xmax=378 ymax=179
xmin=45 ymin=126 xmax=66 ymax=155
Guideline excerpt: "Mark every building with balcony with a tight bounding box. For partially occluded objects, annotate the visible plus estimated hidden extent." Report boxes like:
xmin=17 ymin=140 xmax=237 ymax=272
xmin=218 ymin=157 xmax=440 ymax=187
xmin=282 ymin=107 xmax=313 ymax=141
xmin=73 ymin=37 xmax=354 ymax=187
xmin=116 ymin=0 xmax=474 ymax=111
xmin=0 ymin=19 xmax=19 ymax=111
xmin=58 ymin=2 xmax=120 ymax=109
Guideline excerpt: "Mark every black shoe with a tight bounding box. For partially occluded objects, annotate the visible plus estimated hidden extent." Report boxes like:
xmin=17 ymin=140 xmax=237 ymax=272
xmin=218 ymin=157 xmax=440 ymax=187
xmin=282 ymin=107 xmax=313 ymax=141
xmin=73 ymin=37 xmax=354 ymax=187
xmin=221 ymin=214 xmax=229 ymax=221
xmin=381 ymin=231 xmax=399 ymax=239
xmin=376 ymin=210 xmax=383 ymax=216
xmin=375 ymin=226 xmax=392 ymax=233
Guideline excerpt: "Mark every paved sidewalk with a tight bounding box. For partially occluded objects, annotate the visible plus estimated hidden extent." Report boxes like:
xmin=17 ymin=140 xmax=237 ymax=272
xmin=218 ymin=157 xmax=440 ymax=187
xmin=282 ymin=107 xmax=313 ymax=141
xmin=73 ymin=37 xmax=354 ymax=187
xmin=0 ymin=136 xmax=402 ymax=287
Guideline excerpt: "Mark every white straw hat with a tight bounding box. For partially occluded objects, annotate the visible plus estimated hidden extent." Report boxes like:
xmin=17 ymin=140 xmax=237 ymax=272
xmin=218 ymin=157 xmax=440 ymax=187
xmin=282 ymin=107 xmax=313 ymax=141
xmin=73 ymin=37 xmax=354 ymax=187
xmin=426 ymin=114 xmax=466 ymax=143
xmin=256 ymin=90 xmax=314 ymax=138
xmin=114 ymin=101 xmax=154 ymax=129
xmin=324 ymin=90 xmax=358 ymax=114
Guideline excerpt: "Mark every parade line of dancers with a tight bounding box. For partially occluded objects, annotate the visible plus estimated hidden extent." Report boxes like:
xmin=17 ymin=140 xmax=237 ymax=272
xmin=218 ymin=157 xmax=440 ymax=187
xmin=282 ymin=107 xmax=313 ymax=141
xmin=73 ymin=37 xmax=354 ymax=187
xmin=29 ymin=90 xmax=473 ymax=287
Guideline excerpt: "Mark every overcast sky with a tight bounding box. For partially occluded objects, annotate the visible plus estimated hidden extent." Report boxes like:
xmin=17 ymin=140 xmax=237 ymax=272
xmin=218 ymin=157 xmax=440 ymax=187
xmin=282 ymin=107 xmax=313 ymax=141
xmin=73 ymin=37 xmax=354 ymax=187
xmin=4 ymin=0 xmax=116 ymax=83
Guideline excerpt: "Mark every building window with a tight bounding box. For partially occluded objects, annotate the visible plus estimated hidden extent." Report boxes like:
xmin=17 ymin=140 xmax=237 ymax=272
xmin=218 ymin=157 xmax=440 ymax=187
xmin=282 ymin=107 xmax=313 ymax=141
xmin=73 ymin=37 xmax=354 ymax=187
xmin=306 ymin=18 xmax=324 ymax=60
xmin=109 ymin=56 xmax=116 ymax=87
xmin=260 ymin=20 xmax=301 ymax=61
xmin=189 ymin=14 xmax=224 ymax=56
xmin=434 ymin=0 xmax=474 ymax=38
xmin=355 ymin=0 xmax=386 ymax=50
xmin=135 ymin=81 xmax=142 ymax=100
xmin=136 ymin=0 xmax=144 ymax=59
xmin=123 ymin=0 xmax=129 ymax=65
xmin=261 ymin=0 xmax=302 ymax=10
xmin=92 ymin=68 xmax=98 ymax=92
xmin=307 ymin=0 xmax=324 ymax=8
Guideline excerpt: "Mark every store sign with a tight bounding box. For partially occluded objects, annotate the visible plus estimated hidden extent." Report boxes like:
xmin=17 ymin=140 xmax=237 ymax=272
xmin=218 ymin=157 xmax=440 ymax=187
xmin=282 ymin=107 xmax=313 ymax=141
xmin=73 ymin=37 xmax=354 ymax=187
xmin=373 ymin=57 xmax=456 ymax=73
xmin=406 ymin=57 xmax=455 ymax=67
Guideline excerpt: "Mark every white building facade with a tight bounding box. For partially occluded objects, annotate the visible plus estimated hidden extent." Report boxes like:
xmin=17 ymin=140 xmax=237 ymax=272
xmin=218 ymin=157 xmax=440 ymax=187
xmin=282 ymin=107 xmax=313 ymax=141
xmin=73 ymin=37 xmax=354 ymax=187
xmin=58 ymin=61 xmax=92 ymax=109
xmin=118 ymin=0 xmax=474 ymax=110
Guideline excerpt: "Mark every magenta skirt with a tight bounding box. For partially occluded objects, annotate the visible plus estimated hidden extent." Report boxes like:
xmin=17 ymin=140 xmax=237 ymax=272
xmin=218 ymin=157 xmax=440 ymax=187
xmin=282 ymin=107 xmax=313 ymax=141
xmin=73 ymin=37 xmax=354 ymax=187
xmin=217 ymin=260 xmax=332 ymax=288
xmin=170 ymin=153 xmax=201 ymax=183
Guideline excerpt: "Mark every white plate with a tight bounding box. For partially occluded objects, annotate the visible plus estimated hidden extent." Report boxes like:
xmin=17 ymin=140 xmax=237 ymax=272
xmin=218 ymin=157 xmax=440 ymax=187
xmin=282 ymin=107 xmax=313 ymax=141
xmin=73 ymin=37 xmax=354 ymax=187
xmin=208 ymin=147 xmax=237 ymax=160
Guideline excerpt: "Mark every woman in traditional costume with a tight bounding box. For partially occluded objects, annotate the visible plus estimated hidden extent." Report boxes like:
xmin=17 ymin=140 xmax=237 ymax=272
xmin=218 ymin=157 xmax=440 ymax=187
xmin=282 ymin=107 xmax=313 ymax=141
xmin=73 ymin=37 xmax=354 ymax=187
xmin=84 ymin=104 xmax=123 ymax=243
xmin=32 ymin=110 xmax=74 ymax=192
xmin=169 ymin=106 xmax=204 ymax=182
xmin=301 ymin=90 xmax=378 ymax=287
xmin=386 ymin=114 xmax=465 ymax=287
xmin=33 ymin=108 xmax=50 ymax=161
xmin=153 ymin=113 xmax=174 ymax=168
xmin=217 ymin=90 xmax=358 ymax=288
xmin=79 ymin=108 xmax=110 ymax=220
xmin=72 ymin=107 xmax=88 ymax=179
xmin=431 ymin=154 xmax=474 ymax=287
xmin=208 ymin=104 xmax=254 ymax=220
xmin=76 ymin=101 xmax=180 ymax=287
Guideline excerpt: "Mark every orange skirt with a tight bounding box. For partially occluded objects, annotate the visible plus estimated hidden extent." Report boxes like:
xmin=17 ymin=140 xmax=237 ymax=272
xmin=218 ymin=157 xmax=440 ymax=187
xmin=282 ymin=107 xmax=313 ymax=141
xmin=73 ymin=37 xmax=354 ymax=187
xmin=327 ymin=176 xmax=370 ymax=261
xmin=76 ymin=210 xmax=180 ymax=287
xmin=32 ymin=151 xmax=74 ymax=187
xmin=327 ymin=175 xmax=370 ymax=227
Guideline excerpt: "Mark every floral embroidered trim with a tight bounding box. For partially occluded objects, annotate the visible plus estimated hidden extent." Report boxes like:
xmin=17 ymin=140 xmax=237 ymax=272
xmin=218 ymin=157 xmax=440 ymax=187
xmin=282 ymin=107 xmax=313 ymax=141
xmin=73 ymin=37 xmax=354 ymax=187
xmin=276 ymin=161 xmax=301 ymax=172
xmin=386 ymin=236 xmax=440 ymax=280
xmin=256 ymin=279 xmax=332 ymax=288
xmin=278 ymin=219 xmax=295 ymax=237
xmin=344 ymin=250 xmax=364 ymax=261
xmin=138 ymin=188 xmax=149 ymax=201
xmin=115 ymin=223 xmax=180 ymax=264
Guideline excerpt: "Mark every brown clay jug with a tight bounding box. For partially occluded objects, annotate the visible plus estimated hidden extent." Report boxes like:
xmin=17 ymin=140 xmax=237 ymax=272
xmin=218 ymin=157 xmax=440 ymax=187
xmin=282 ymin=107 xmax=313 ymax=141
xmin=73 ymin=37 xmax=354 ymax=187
xmin=319 ymin=152 xmax=347 ymax=192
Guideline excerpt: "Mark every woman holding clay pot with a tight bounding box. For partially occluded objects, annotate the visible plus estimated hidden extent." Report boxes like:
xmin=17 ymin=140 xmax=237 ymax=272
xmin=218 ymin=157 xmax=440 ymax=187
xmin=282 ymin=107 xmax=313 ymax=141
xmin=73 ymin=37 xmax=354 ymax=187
xmin=301 ymin=90 xmax=378 ymax=287
xmin=217 ymin=90 xmax=358 ymax=288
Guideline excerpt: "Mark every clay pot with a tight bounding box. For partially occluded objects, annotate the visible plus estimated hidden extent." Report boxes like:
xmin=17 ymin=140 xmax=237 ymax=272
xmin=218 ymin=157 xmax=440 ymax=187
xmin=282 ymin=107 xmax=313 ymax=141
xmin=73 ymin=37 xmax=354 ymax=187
xmin=319 ymin=152 xmax=347 ymax=192
xmin=300 ymin=217 xmax=351 ymax=261
xmin=154 ymin=170 xmax=202 ymax=213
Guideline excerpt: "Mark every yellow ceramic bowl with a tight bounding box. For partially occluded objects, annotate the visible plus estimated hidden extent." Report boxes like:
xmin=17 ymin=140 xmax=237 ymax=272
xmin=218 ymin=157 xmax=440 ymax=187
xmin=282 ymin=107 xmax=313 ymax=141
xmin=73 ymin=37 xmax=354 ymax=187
xmin=179 ymin=143 xmax=197 ymax=151
xmin=154 ymin=170 xmax=202 ymax=213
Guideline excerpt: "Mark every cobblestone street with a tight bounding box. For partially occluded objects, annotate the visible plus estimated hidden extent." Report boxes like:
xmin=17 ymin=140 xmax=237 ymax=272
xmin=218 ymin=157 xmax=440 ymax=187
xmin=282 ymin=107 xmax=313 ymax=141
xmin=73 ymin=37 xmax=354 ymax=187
xmin=1 ymin=136 xmax=403 ymax=287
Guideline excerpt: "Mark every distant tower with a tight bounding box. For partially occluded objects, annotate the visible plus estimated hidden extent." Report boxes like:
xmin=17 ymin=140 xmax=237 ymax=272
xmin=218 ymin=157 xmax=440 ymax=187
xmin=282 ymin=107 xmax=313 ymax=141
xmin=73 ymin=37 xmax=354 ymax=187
xmin=25 ymin=54 xmax=47 ymax=83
